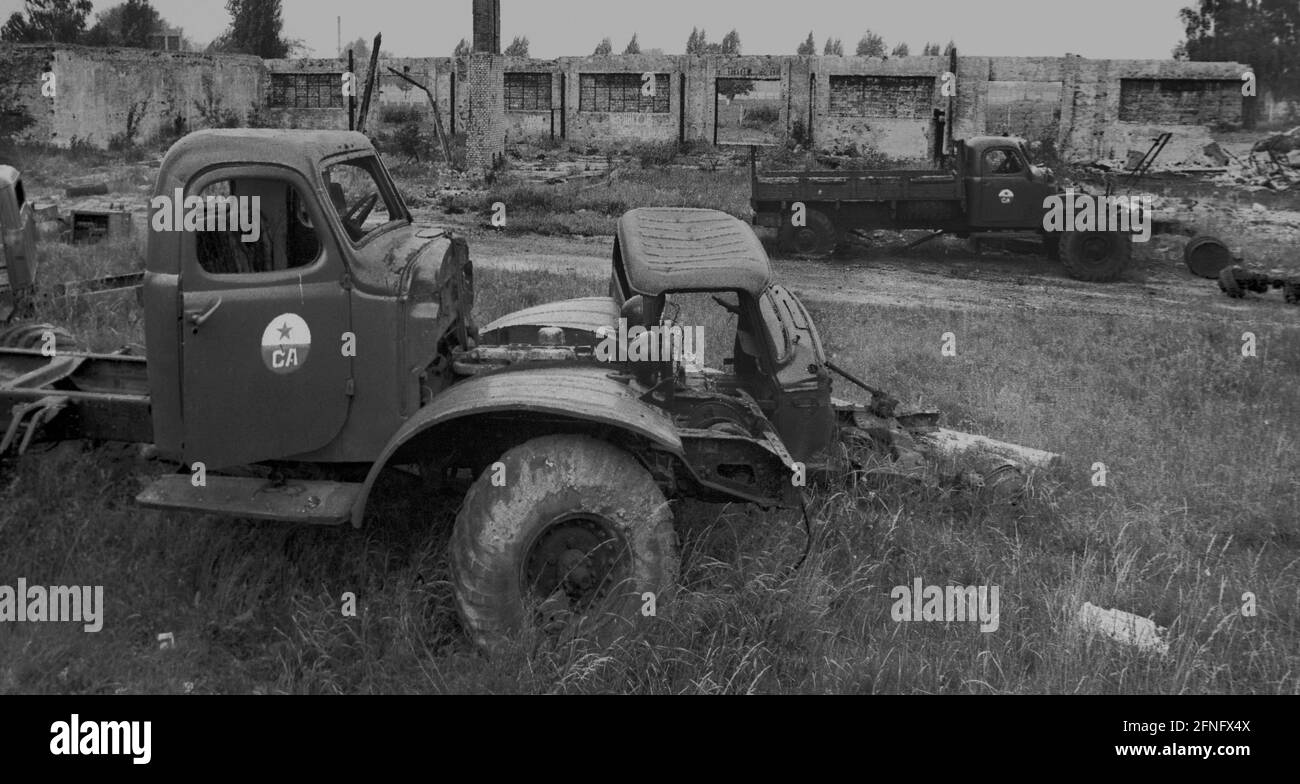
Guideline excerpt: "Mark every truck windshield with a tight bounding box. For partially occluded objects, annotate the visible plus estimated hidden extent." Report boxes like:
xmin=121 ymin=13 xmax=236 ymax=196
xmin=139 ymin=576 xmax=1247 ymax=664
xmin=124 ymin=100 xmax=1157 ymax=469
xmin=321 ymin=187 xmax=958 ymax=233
xmin=322 ymin=156 xmax=405 ymax=243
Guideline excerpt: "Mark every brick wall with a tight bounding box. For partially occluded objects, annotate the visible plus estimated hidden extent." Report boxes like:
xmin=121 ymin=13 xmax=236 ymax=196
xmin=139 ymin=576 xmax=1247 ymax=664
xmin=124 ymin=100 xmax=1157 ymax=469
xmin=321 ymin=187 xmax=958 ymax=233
xmin=464 ymin=53 xmax=504 ymax=172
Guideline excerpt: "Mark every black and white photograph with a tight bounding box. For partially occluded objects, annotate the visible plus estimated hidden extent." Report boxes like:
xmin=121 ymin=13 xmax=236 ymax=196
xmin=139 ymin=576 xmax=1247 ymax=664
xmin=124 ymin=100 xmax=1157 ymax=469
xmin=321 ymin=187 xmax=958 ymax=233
xmin=0 ymin=0 xmax=1293 ymax=746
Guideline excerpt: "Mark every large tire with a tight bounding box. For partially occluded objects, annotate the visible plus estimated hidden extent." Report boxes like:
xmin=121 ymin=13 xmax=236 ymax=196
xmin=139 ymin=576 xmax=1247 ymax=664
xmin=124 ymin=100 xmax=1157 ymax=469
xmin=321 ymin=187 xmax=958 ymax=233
xmin=778 ymin=208 xmax=838 ymax=256
xmin=450 ymin=434 xmax=678 ymax=650
xmin=1058 ymin=230 xmax=1131 ymax=282
xmin=1184 ymin=235 xmax=1234 ymax=279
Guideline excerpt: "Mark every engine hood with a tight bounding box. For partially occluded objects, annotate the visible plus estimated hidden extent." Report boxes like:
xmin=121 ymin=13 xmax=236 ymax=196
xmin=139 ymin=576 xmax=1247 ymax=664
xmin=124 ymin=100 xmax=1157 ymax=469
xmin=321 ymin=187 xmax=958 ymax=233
xmin=480 ymin=296 xmax=619 ymax=346
xmin=350 ymin=223 xmax=453 ymax=295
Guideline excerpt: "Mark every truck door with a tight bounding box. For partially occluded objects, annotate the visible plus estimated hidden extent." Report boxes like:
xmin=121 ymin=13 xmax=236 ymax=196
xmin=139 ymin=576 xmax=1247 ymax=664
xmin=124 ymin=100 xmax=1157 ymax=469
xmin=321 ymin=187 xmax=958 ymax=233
xmin=178 ymin=166 xmax=351 ymax=470
xmin=972 ymin=146 xmax=1035 ymax=227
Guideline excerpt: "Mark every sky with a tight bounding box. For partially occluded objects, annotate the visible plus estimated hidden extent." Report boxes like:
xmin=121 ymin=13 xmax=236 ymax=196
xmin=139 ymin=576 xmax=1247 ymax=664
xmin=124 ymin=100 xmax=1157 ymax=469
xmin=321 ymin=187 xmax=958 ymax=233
xmin=0 ymin=0 xmax=1200 ymax=60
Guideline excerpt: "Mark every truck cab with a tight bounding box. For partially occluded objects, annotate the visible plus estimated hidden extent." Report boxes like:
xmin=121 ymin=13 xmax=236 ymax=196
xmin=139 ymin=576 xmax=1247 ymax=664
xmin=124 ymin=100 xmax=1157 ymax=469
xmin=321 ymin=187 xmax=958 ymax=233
xmin=955 ymin=136 xmax=1058 ymax=229
xmin=142 ymin=130 xmax=474 ymax=472
xmin=603 ymin=208 xmax=838 ymax=473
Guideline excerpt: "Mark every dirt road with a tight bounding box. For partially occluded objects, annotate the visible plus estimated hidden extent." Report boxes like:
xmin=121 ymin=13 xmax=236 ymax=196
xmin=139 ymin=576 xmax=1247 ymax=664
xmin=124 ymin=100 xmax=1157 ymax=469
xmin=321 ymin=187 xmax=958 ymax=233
xmin=443 ymin=219 xmax=1299 ymax=326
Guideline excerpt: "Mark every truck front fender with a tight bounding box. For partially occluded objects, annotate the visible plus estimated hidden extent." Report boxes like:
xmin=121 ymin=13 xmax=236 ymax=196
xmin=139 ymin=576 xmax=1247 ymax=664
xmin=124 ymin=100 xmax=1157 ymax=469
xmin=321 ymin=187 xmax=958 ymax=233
xmin=350 ymin=366 xmax=685 ymax=526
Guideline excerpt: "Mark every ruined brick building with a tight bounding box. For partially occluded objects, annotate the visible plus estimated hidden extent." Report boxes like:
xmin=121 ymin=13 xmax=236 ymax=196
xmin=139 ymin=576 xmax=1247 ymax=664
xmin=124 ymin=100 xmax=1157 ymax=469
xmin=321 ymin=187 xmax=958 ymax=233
xmin=1 ymin=40 xmax=1254 ymax=167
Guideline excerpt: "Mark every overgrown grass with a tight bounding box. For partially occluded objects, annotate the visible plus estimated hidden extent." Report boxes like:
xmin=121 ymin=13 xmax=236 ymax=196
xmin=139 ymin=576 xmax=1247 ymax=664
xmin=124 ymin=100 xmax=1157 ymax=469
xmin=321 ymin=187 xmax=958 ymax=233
xmin=1 ymin=260 xmax=1295 ymax=693
xmin=20 ymin=236 xmax=146 ymax=353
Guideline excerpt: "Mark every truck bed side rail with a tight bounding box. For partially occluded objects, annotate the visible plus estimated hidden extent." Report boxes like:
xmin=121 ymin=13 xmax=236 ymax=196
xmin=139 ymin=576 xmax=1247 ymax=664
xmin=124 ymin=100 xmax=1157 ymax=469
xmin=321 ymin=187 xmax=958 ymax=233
xmin=753 ymin=170 xmax=963 ymax=204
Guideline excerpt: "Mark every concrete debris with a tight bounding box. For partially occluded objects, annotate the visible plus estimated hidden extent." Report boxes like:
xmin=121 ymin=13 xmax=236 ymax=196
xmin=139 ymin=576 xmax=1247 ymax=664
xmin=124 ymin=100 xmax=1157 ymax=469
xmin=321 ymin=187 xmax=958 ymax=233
xmin=1202 ymin=142 xmax=1229 ymax=166
xmin=1075 ymin=602 xmax=1170 ymax=656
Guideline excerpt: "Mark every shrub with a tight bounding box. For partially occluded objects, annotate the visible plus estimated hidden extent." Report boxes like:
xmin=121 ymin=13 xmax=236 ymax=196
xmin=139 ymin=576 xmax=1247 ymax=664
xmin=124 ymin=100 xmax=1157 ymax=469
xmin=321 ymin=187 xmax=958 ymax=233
xmin=379 ymin=104 xmax=425 ymax=125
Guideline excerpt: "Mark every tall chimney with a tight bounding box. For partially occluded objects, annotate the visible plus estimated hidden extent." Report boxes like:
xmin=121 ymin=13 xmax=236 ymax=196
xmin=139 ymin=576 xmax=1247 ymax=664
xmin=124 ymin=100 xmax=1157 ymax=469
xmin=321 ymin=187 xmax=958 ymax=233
xmin=472 ymin=0 xmax=500 ymax=54
xmin=466 ymin=0 xmax=505 ymax=176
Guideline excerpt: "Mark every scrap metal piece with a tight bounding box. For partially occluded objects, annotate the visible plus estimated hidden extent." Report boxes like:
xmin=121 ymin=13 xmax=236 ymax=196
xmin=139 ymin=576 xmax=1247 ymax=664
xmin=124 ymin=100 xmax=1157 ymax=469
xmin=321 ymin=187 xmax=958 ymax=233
xmin=0 ymin=394 xmax=69 ymax=455
xmin=1218 ymin=264 xmax=1300 ymax=303
xmin=1074 ymin=602 xmax=1170 ymax=656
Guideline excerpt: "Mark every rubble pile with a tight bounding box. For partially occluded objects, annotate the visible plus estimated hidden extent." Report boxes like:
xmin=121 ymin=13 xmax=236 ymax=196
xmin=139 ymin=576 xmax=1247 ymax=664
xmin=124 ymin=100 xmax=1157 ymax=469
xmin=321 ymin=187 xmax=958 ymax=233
xmin=1208 ymin=127 xmax=1300 ymax=191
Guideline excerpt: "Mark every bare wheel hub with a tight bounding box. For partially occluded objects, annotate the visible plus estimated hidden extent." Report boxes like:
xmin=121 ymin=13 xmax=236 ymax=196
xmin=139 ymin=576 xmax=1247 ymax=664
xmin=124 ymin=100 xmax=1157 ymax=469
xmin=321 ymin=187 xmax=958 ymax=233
xmin=1080 ymin=235 xmax=1114 ymax=262
xmin=524 ymin=516 xmax=626 ymax=614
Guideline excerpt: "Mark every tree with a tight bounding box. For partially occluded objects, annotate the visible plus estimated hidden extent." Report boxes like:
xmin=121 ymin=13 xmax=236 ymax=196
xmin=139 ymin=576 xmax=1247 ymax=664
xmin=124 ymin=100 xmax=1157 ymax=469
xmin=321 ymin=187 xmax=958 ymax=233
xmin=593 ymin=36 xmax=612 ymax=55
xmin=1179 ymin=0 xmax=1300 ymax=101
xmin=218 ymin=0 xmax=290 ymax=58
xmin=84 ymin=0 xmax=164 ymax=48
xmin=452 ymin=38 xmax=470 ymax=57
xmin=921 ymin=41 xmax=941 ymax=56
xmin=623 ymin=33 xmax=640 ymax=54
xmin=686 ymin=27 xmax=701 ymax=54
xmin=891 ymin=42 xmax=910 ymax=57
xmin=503 ymin=35 xmax=529 ymax=57
xmin=943 ymin=39 xmax=957 ymax=55
xmin=346 ymin=35 xmax=369 ymax=62
xmin=855 ymin=30 xmax=886 ymax=57
xmin=797 ymin=31 xmax=816 ymax=55
xmin=824 ymin=37 xmax=843 ymax=56
xmin=1 ymin=0 xmax=93 ymax=43
xmin=721 ymin=29 xmax=741 ymax=55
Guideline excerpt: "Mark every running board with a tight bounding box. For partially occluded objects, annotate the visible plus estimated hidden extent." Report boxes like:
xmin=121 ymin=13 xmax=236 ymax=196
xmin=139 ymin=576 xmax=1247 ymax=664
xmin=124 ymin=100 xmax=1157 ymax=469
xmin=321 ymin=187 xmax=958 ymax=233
xmin=136 ymin=475 xmax=360 ymax=525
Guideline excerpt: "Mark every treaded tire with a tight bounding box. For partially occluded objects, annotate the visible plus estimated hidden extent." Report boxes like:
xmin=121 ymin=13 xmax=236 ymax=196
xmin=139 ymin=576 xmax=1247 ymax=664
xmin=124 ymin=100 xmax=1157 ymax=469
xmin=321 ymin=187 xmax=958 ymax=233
xmin=778 ymin=208 xmax=838 ymax=256
xmin=450 ymin=434 xmax=678 ymax=651
xmin=1059 ymin=230 xmax=1131 ymax=282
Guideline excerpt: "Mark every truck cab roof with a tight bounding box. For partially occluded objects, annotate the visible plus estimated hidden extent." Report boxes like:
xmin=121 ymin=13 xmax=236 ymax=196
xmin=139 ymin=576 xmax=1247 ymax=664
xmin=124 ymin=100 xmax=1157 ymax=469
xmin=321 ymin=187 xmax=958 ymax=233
xmin=614 ymin=208 xmax=772 ymax=297
xmin=155 ymin=129 xmax=377 ymax=189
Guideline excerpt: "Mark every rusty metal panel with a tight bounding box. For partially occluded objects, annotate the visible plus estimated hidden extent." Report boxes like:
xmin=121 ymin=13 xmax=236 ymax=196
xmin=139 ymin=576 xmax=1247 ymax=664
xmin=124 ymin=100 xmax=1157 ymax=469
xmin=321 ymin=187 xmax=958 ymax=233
xmin=408 ymin=365 xmax=681 ymax=448
xmin=137 ymin=475 xmax=359 ymax=525
xmin=615 ymin=208 xmax=772 ymax=296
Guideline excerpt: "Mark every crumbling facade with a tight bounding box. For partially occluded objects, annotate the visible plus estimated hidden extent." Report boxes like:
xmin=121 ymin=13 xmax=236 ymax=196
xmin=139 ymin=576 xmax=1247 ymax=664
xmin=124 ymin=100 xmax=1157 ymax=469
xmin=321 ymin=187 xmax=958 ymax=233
xmin=1 ymin=42 xmax=1252 ymax=165
xmin=1 ymin=44 xmax=263 ymax=149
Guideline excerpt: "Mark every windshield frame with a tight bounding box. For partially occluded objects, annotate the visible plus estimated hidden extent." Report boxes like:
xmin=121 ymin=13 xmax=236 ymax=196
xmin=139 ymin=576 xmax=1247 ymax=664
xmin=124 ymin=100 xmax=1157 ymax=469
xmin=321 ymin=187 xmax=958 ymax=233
xmin=319 ymin=151 xmax=411 ymax=247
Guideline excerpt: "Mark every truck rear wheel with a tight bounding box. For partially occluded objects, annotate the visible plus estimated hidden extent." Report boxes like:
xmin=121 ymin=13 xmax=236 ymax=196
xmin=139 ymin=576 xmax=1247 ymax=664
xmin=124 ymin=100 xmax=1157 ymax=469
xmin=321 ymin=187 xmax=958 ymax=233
xmin=778 ymin=209 xmax=838 ymax=256
xmin=450 ymin=434 xmax=678 ymax=650
xmin=1058 ymin=230 xmax=1131 ymax=282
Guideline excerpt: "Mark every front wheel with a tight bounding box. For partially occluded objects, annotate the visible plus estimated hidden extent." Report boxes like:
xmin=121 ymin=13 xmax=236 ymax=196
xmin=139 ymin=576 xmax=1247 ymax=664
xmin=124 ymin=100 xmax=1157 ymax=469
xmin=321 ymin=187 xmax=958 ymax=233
xmin=1058 ymin=230 xmax=1131 ymax=282
xmin=450 ymin=434 xmax=678 ymax=650
xmin=778 ymin=208 xmax=838 ymax=256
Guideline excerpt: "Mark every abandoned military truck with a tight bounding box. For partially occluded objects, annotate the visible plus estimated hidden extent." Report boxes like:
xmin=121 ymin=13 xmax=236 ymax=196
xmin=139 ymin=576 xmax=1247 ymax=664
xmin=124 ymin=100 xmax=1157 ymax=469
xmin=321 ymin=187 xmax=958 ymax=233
xmin=753 ymin=135 xmax=1138 ymax=282
xmin=0 ymin=130 xmax=1058 ymax=649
